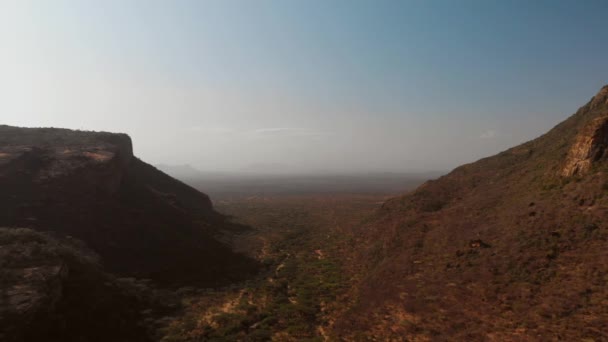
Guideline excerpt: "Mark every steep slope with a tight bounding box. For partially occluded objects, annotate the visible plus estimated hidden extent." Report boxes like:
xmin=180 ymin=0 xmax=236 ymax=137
xmin=335 ymin=86 xmax=608 ymax=341
xmin=0 ymin=126 xmax=257 ymax=286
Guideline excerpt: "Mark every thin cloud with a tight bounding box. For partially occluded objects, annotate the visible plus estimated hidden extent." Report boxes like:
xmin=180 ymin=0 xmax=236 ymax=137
xmin=185 ymin=126 xmax=332 ymax=138
xmin=253 ymin=127 xmax=331 ymax=137
xmin=187 ymin=126 xmax=236 ymax=134
xmin=253 ymin=127 xmax=294 ymax=134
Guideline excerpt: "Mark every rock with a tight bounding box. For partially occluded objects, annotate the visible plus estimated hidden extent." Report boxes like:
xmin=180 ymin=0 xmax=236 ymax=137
xmin=0 ymin=231 xmax=69 ymax=341
xmin=469 ymin=239 xmax=491 ymax=248
xmin=562 ymin=113 xmax=608 ymax=176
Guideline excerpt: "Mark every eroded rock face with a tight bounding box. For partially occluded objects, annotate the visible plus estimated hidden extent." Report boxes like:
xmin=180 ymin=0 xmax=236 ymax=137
xmin=0 ymin=228 xmax=151 ymax=342
xmin=562 ymin=113 xmax=608 ymax=176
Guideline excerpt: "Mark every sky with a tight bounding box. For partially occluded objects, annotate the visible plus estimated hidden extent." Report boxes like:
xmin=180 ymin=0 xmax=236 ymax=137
xmin=1 ymin=0 xmax=607 ymax=174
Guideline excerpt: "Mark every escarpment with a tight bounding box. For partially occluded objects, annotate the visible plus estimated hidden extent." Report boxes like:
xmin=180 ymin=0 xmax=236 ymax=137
xmin=0 ymin=125 xmax=257 ymax=286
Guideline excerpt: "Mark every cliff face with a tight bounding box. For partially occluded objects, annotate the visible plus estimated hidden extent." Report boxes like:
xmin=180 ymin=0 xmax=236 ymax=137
xmin=335 ymin=86 xmax=608 ymax=341
xmin=0 ymin=126 xmax=256 ymax=286
xmin=560 ymin=85 xmax=608 ymax=176
xmin=562 ymin=114 xmax=608 ymax=176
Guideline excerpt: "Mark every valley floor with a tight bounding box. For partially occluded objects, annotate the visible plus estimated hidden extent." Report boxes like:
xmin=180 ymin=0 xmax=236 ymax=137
xmin=160 ymin=194 xmax=390 ymax=341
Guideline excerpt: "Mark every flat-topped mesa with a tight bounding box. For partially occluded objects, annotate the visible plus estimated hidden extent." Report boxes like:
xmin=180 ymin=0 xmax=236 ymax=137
xmin=0 ymin=125 xmax=133 ymax=167
xmin=0 ymin=125 xmax=257 ymax=286
xmin=0 ymin=126 xmax=134 ymax=193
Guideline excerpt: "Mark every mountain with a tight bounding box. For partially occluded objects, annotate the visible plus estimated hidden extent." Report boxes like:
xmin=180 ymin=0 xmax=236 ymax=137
xmin=0 ymin=126 xmax=257 ymax=286
xmin=155 ymin=163 xmax=206 ymax=180
xmin=335 ymin=86 xmax=608 ymax=340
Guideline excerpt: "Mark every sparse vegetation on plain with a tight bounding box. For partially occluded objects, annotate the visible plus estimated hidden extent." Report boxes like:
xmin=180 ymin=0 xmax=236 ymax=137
xmin=161 ymin=194 xmax=388 ymax=341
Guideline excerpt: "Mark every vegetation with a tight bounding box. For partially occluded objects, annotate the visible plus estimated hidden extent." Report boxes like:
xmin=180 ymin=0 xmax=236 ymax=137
xmin=161 ymin=194 xmax=385 ymax=341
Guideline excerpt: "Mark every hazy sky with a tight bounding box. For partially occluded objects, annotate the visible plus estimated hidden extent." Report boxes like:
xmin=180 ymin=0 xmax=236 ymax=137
xmin=1 ymin=0 xmax=607 ymax=173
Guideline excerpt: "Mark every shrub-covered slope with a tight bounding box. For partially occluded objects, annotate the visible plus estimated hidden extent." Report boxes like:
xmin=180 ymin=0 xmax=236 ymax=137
xmin=335 ymin=86 xmax=608 ymax=341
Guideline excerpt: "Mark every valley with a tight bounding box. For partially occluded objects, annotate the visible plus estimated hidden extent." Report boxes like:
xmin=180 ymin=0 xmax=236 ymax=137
xmin=3 ymin=3 xmax=608 ymax=341
xmin=2 ymin=85 xmax=608 ymax=341
xmin=161 ymin=193 xmax=402 ymax=341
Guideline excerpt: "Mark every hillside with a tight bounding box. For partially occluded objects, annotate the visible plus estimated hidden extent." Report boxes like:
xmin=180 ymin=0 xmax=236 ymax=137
xmin=334 ymin=86 xmax=608 ymax=340
xmin=0 ymin=126 xmax=257 ymax=286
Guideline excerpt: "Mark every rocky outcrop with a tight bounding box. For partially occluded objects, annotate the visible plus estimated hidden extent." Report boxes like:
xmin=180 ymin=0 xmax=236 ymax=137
xmin=0 ymin=228 xmax=152 ymax=342
xmin=561 ymin=113 xmax=608 ymax=176
xmin=0 ymin=264 xmax=68 ymax=341
xmin=0 ymin=228 xmax=75 ymax=341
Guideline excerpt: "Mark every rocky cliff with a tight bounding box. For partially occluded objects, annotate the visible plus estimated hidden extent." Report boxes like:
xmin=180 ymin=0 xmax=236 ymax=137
xmin=561 ymin=85 xmax=608 ymax=176
xmin=0 ymin=125 xmax=257 ymax=286
xmin=0 ymin=228 xmax=154 ymax=342
xmin=562 ymin=113 xmax=608 ymax=176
